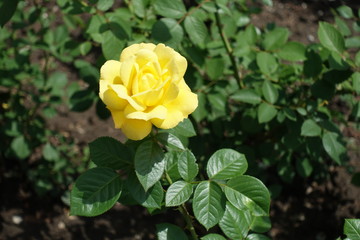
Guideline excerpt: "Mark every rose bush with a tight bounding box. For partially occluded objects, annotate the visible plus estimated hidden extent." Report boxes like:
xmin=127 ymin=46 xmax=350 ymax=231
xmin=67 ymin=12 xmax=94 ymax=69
xmin=99 ymin=43 xmax=198 ymax=140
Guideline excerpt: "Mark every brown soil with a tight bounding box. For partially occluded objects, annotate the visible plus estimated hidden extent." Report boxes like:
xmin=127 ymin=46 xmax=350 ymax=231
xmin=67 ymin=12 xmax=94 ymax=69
xmin=1 ymin=1 xmax=360 ymax=240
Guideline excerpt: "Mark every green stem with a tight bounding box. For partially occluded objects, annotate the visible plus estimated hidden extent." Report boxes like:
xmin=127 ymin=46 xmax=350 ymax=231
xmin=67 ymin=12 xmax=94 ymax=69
xmin=165 ymin=173 xmax=199 ymax=240
xmin=214 ymin=4 xmax=244 ymax=88
xmin=178 ymin=204 xmax=199 ymax=240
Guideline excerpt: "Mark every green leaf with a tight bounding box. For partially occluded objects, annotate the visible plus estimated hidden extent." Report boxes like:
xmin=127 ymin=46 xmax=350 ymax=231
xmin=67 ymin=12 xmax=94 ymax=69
xmin=165 ymin=151 xmax=182 ymax=182
xmin=205 ymin=57 xmax=225 ymax=80
xmin=157 ymin=132 xmax=185 ymax=150
xmin=178 ymin=150 xmax=199 ymax=182
xmin=43 ymin=143 xmax=59 ymax=161
xmin=304 ymin=50 xmax=323 ymax=78
xmin=335 ymin=17 xmax=351 ymax=36
xmin=86 ymin=15 xmax=106 ymax=35
xmin=152 ymin=18 xmax=184 ymax=47
xmin=318 ymin=22 xmax=345 ymax=53
xmin=101 ymin=31 xmax=125 ymax=60
xmin=257 ymin=102 xmax=278 ymax=123
xmin=224 ymin=175 xmax=270 ymax=216
xmin=219 ymin=202 xmax=252 ymax=239
xmin=262 ymin=80 xmax=278 ymax=104
xmin=193 ymin=181 xmax=225 ymax=230
xmin=126 ymin=173 xmax=164 ymax=208
xmin=47 ymin=72 xmax=68 ymax=96
xmin=301 ymin=119 xmax=322 ymax=137
xmin=0 ymin=0 xmax=20 ymax=27
xmin=79 ymin=41 xmax=92 ymax=55
xmin=345 ymin=36 xmax=360 ymax=48
xmin=132 ymin=0 xmax=147 ymax=18
xmin=156 ymin=223 xmax=189 ymax=240
xmin=322 ymin=132 xmax=347 ymax=164
xmin=344 ymin=219 xmax=360 ymax=239
xmin=337 ymin=5 xmax=353 ymax=19
xmin=207 ymin=149 xmax=248 ymax=180
xmin=11 ymin=136 xmax=31 ymax=160
xmin=355 ymin=52 xmax=360 ymax=67
xmin=284 ymin=108 xmax=297 ymax=121
xmin=244 ymin=24 xmax=258 ymax=45
xmin=251 ymin=216 xmax=272 ymax=233
xmin=89 ymin=137 xmax=132 ymax=170
xmin=97 ymin=0 xmax=114 ymax=11
xmin=135 ymin=140 xmax=165 ymax=191
xmin=278 ymin=41 xmax=306 ymax=61
xmin=165 ymin=180 xmax=193 ymax=207
xmin=246 ymin=233 xmax=271 ymax=240
xmin=263 ymin=27 xmax=289 ymax=50
xmin=169 ymin=118 xmax=196 ymax=137
xmin=296 ymin=158 xmax=313 ymax=178
xmin=231 ymin=89 xmax=262 ymax=105
xmin=353 ymin=72 xmax=360 ymax=94
xmin=184 ymin=15 xmax=208 ymax=47
xmin=201 ymin=234 xmax=227 ymax=240
xmin=153 ymin=0 xmax=186 ymax=19
xmin=70 ymin=167 xmax=122 ymax=216
xmin=256 ymin=52 xmax=278 ymax=75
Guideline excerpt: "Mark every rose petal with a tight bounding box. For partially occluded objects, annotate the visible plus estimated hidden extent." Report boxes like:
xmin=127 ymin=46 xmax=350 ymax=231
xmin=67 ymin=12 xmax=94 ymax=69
xmin=135 ymin=49 xmax=158 ymax=67
xmin=100 ymin=60 xmax=122 ymax=84
xmin=109 ymin=110 xmax=126 ymax=128
xmin=125 ymin=105 xmax=167 ymax=121
xmin=110 ymin=84 xmax=145 ymax=111
xmin=120 ymin=56 xmax=138 ymax=89
xmin=152 ymin=80 xmax=198 ymax=129
xmin=121 ymin=119 xmax=152 ymax=140
xmin=120 ymin=43 xmax=156 ymax=62
xmin=102 ymin=89 xmax=128 ymax=110
xmin=162 ymin=82 xmax=179 ymax=104
xmin=154 ymin=44 xmax=187 ymax=79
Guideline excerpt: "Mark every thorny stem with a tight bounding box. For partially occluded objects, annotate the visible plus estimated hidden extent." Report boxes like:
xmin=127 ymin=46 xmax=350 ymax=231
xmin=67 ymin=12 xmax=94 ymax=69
xmin=214 ymin=3 xmax=244 ymax=89
xmin=165 ymin=173 xmax=199 ymax=240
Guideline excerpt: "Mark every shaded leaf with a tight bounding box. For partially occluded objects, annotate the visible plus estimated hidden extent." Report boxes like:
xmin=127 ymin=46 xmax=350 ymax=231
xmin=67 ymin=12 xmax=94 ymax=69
xmin=156 ymin=223 xmax=188 ymax=240
xmin=70 ymin=167 xmax=122 ymax=216
xmin=135 ymin=141 xmax=165 ymax=191
xmin=89 ymin=137 xmax=132 ymax=170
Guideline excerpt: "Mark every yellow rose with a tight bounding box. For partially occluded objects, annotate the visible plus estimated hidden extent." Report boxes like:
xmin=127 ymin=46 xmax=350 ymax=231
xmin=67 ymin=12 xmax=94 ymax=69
xmin=99 ymin=43 xmax=198 ymax=140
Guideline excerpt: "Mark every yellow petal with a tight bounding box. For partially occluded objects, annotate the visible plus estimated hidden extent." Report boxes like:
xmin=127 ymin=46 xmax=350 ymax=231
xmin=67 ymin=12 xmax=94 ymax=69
xmin=101 ymin=89 xmax=128 ymax=110
xmin=135 ymin=49 xmax=158 ymax=67
xmin=109 ymin=110 xmax=126 ymax=128
xmin=162 ymin=82 xmax=179 ymax=104
xmin=110 ymin=84 xmax=145 ymax=111
xmin=126 ymin=105 xmax=167 ymax=121
xmin=133 ymin=88 xmax=164 ymax=106
xmin=121 ymin=119 xmax=152 ymax=140
xmin=152 ymin=80 xmax=198 ymax=129
xmin=120 ymin=43 xmax=156 ymax=62
xmin=172 ymin=81 xmax=198 ymax=116
xmin=100 ymin=60 xmax=122 ymax=84
xmin=120 ymin=56 xmax=138 ymax=88
xmin=154 ymin=44 xmax=187 ymax=78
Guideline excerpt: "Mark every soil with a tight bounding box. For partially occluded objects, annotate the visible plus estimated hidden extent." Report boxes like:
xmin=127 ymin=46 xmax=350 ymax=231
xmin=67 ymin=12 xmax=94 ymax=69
xmin=1 ymin=1 xmax=360 ymax=240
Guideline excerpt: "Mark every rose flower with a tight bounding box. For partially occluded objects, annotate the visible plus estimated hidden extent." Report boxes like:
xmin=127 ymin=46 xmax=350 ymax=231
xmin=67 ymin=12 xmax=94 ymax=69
xmin=99 ymin=43 xmax=198 ymax=140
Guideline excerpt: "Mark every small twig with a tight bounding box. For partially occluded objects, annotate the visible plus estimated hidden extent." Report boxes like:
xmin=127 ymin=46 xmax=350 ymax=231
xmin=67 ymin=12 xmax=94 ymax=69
xmin=214 ymin=3 xmax=244 ymax=88
xmin=165 ymin=173 xmax=199 ymax=240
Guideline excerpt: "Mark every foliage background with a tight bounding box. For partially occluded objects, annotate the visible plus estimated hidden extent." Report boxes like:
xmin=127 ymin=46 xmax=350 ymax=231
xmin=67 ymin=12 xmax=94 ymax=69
xmin=0 ymin=0 xmax=360 ymax=239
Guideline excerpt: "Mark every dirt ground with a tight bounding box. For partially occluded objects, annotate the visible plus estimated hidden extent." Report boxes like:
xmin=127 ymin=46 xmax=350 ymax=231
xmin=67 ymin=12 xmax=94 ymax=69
xmin=1 ymin=0 xmax=360 ymax=239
